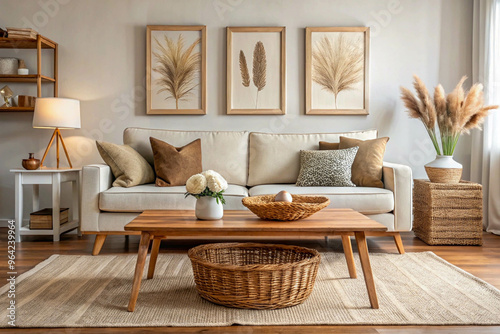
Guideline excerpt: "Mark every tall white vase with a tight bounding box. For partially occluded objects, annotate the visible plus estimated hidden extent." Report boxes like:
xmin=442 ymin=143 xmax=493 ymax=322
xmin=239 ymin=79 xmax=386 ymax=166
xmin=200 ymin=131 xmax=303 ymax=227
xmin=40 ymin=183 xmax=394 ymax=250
xmin=195 ymin=196 xmax=223 ymax=220
xmin=424 ymin=155 xmax=462 ymax=183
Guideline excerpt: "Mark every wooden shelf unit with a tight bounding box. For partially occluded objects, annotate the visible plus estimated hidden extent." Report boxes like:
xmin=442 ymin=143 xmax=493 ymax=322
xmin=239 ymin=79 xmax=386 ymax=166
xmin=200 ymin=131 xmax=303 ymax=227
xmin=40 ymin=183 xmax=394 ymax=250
xmin=0 ymin=106 xmax=34 ymax=112
xmin=0 ymin=34 xmax=58 ymax=112
xmin=0 ymin=74 xmax=55 ymax=82
xmin=0 ymin=35 xmax=56 ymax=49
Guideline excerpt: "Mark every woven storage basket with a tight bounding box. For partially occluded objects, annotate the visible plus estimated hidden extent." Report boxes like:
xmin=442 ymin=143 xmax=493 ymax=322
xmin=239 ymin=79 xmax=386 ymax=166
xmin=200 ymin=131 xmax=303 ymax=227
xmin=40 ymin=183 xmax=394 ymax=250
xmin=0 ymin=58 xmax=18 ymax=75
xmin=413 ymin=179 xmax=483 ymax=245
xmin=242 ymin=195 xmax=330 ymax=221
xmin=188 ymin=243 xmax=320 ymax=309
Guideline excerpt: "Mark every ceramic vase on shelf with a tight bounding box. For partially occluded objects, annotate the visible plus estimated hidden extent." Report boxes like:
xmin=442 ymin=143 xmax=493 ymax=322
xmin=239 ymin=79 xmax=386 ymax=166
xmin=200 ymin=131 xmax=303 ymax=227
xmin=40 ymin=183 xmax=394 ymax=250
xmin=195 ymin=196 xmax=223 ymax=220
xmin=424 ymin=155 xmax=462 ymax=183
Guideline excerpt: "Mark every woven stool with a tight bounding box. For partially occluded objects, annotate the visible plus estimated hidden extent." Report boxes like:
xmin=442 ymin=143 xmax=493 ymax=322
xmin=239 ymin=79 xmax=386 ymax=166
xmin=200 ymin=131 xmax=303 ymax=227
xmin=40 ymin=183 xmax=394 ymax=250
xmin=413 ymin=179 xmax=483 ymax=245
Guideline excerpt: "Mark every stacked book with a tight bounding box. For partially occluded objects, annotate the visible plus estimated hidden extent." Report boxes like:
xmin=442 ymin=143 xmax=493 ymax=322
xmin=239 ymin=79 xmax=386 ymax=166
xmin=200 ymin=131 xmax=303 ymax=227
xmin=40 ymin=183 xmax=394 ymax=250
xmin=6 ymin=28 xmax=37 ymax=39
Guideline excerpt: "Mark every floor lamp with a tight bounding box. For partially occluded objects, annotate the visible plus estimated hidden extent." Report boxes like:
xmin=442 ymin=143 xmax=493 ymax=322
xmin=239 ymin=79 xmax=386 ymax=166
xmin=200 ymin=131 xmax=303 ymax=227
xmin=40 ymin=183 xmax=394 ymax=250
xmin=33 ymin=98 xmax=81 ymax=168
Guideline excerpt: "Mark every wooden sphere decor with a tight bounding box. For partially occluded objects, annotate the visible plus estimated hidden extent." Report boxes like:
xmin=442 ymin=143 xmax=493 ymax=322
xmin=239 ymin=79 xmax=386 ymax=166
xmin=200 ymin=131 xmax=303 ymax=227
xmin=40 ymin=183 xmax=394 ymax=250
xmin=275 ymin=190 xmax=293 ymax=202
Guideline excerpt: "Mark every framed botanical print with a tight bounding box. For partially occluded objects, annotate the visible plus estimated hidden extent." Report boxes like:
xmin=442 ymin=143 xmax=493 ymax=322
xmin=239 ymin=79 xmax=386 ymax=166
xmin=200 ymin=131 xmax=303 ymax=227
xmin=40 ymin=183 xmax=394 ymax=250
xmin=306 ymin=27 xmax=370 ymax=115
xmin=227 ymin=26 xmax=286 ymax=115
xmin=147 ymin=25 xmax=206 ymax=115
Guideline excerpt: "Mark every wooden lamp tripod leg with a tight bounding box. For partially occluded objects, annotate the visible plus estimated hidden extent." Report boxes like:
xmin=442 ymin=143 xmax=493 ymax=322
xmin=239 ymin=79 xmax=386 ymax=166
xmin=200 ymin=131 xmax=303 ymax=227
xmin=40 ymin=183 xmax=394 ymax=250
xmin=40 ymin=129 xmax=58 ymax=168
xmin=57 ymin=129 xmax=73 ymax=168
xmin=39 ymin=128 xmax=73 ymax=168
xmin=56 ymin=128 xmax=60 ymax=168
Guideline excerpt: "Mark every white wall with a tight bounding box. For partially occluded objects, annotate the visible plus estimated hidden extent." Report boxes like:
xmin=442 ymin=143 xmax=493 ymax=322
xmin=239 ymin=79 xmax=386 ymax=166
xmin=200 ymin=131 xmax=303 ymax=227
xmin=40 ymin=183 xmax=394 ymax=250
xmin=0 ymin=0 xmax=473 ymax=222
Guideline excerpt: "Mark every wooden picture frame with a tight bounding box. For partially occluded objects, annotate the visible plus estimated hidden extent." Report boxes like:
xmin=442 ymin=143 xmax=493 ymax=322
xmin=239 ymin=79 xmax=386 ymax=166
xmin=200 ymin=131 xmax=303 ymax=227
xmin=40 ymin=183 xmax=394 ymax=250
xmin=306 ymin=27 xmax=370 ymax=115
xmin=147 ymin=25 xmax=206 ymax=115
xmin=227 ymin=26 xmax=286 ymax=115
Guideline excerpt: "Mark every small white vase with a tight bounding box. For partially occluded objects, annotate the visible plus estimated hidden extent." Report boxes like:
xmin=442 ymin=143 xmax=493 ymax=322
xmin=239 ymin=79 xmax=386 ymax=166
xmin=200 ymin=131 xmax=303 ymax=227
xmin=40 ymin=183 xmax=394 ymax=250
xmin=425 ymin=155 xmax=462 ymax=183
xmin=195 ymin=196 xmax=223 ymax=220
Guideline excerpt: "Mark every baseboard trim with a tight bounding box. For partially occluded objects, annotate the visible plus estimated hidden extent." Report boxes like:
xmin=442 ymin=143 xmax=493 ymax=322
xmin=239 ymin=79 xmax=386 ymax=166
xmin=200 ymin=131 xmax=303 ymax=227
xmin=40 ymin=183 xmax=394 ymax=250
xmin=0 ymin=218 xmax=29 ymax=228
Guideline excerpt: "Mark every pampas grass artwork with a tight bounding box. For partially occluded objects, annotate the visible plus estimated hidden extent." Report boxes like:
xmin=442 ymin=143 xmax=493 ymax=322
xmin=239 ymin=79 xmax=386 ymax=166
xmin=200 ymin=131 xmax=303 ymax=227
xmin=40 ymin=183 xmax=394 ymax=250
xmin=239 ymin=50 xmax=250 ymax=88
xmin=312 ymin=34 xmax=363 ymax=108
xmin=252 ymin=41 xmax=267 ymax=108
xmin=153 ymin=34 xmax=201 ymax=109
xmin=228 ymin=27 xmax=285 ymax=114
xmin=238 ymin=41 xmax=267 ymax=108
xmin=400 ymin=75 xmax=498 ymax=156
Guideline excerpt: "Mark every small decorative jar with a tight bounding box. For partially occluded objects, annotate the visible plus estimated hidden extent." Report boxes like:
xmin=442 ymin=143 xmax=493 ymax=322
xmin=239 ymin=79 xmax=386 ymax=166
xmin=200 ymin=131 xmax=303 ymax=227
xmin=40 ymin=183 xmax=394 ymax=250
xmin=17 ymin=59 xmax=29 ymax=75
xmin=22 ymin=153 xmax=40 ymax=170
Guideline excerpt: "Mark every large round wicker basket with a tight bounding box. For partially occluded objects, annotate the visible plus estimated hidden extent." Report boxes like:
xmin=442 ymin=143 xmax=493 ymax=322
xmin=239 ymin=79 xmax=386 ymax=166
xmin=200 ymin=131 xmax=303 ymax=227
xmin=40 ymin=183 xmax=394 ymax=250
xmin=242 ymin=194 xmax=330 ymax=221
xmin=188 ymin=243 xmax=321 ymax=309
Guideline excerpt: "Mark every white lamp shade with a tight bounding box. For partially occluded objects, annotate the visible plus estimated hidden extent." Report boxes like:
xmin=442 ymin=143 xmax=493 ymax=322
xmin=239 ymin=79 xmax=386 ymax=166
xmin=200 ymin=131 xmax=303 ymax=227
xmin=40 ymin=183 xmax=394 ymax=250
xmin=33 ymin=98 xmax=81 ymax=129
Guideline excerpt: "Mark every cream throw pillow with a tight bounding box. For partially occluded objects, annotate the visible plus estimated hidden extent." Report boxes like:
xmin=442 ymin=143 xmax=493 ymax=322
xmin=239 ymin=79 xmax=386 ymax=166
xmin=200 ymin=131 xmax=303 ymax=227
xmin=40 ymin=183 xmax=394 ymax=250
xmin=96 ymin=141 xmax=155 ymax=187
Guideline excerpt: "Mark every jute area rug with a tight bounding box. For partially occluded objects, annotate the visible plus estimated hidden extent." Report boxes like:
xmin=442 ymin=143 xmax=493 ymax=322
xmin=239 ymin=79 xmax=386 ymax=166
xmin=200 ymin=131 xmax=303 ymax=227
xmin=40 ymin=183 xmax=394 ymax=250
xmin=1 ymin=251 xmax=500 ymax=327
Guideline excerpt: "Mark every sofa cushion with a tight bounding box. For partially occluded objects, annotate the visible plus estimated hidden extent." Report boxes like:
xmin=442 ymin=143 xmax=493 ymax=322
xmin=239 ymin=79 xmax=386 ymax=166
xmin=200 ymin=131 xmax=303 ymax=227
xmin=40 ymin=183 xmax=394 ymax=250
xmin=248 ymin=184 xmax=394 ymax=215
xmin=124 ymin=128 xmax=249 ymax=186
xmin=248 ymin=130 xmax=378 ymax=186
xmin=99 ymin=184 xmax=248 ymax=212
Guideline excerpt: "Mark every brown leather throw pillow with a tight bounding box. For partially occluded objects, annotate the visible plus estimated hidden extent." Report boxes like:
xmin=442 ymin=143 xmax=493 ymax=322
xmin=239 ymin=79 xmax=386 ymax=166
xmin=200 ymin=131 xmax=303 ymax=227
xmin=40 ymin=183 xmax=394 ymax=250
xmin=338 ymin=136 xmax=389 ymax=188
xmin=150 ymin=137 xmax=202 ymax=187
xmin=319 ymin=141 xmax=340 ymax=150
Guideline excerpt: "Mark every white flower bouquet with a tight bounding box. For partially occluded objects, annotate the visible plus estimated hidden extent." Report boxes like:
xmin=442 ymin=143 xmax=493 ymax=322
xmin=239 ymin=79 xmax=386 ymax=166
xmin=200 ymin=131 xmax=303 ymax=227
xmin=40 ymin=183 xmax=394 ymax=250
xmin=185 ymin=170 xmax=228 ymax=204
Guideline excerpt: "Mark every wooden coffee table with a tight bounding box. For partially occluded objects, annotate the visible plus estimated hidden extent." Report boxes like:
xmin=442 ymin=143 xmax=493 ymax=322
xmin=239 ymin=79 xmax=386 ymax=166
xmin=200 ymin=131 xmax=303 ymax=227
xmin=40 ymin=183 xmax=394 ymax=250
xmin=124 ymin=209 xmax=387 ymax=311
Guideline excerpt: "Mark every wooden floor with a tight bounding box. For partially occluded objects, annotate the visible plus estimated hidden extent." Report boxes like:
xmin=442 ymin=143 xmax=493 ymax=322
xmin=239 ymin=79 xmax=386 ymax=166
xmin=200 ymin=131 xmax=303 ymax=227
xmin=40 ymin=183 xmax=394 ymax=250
xmin=1 ymin=229 xmax=499 ymax=333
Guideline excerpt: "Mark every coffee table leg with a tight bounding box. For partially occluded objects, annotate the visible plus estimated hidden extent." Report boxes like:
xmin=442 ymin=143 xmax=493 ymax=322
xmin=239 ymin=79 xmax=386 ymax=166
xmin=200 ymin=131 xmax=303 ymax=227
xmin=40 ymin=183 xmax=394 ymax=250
xmin=147 ymin=237 xmax=162 ymax=279
xmin=354 ymin=231 xmax=379 ymax=309
xmin=341 ymin=234 xmax=357 ymax=278
xmin=128 ymin=231 xmax=151 ymax=312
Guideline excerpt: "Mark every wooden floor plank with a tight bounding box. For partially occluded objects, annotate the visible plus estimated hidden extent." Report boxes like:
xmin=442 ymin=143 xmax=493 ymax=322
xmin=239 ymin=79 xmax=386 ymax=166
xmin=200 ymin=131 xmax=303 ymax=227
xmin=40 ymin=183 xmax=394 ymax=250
xmin=1 ymin=229 xmax=499 ymax=333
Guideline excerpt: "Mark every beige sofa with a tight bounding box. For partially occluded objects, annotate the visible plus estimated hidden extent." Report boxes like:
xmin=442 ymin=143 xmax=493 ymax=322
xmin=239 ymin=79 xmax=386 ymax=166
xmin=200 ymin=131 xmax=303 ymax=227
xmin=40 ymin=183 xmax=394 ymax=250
xmin=82 ymin=127 xmax=412 ymax=255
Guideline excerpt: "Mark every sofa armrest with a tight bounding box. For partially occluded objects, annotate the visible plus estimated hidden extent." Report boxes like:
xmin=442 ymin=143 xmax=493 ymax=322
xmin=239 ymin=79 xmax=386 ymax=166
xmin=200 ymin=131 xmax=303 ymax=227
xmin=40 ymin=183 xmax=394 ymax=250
xmin=81 ymin=164 xmax=113 ymax=232
xmin=383 ymin=162 xmax=413 ymax=231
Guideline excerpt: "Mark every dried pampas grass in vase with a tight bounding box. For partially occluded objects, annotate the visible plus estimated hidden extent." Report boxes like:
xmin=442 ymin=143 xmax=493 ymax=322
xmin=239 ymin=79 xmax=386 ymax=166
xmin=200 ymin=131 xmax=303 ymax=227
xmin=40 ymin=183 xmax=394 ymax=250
xmin=400 ymin=75 xmax=498 ymax=183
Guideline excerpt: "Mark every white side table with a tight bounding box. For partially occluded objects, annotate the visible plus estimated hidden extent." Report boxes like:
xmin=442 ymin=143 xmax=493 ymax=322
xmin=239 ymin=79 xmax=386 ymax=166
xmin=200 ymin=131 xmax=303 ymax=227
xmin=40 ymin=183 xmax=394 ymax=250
xmin=10 ymin=168 xmax=81 ymax=242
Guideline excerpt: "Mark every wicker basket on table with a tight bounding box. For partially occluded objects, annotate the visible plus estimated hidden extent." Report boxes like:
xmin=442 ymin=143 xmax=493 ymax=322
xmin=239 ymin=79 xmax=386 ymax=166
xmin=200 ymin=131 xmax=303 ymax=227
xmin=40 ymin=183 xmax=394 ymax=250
xmin=242 ymin=195 xmax=330 ymax=221
xmin=188 ymin=243 xmax=321 ymax=309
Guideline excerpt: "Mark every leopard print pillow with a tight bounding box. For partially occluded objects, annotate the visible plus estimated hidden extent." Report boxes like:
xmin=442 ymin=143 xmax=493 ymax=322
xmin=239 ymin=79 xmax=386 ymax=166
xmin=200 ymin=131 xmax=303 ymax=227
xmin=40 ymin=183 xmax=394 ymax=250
xmin=296 ymin=147 xmax=359 ymax=187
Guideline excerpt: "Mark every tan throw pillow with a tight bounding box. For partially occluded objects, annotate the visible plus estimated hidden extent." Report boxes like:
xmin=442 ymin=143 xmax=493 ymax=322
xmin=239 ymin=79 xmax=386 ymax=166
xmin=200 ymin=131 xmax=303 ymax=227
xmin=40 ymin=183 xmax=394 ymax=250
xmin=319 ymin=141 xmax=340 ymax=150
xmin=338 ymin=136 xmax=389 ymax=188
xmin=150 ymin=137 xmax=202 ymax=187
xmin=96 ymin=141 xmax=155 ymax=188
